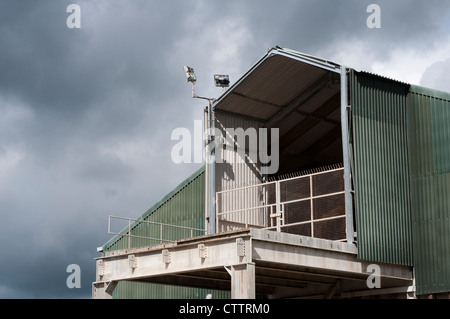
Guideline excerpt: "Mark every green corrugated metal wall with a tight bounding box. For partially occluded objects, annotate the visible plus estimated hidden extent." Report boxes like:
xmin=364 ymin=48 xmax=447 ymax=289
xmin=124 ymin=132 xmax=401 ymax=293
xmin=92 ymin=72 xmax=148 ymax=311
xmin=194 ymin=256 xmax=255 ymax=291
xmin=350 ymin=70 xmax=414 ymax=266
xmin=350 ymin=70 xmax=450 ymax=294
xmin=103 ymin=166 xmax=230 ymax=299
xmin=407 ymin=85 xmax=450 ymax=295
xmin=112 ymin=281 xmax=228 ymax=299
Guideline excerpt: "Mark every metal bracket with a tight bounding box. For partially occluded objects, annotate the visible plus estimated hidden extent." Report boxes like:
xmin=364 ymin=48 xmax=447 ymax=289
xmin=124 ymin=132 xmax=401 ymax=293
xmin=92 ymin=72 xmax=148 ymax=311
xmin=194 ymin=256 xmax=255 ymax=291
xmin=104 ymin=281 xmax=117 ymax=295
xmin=128 ymin=254 xmax=137 ymax=269
xmin=236 ymin=238 xmax=245 ymax=257
xmin=224 ymin=265 xmax=232 ymax=276
xmin=198 ymin=244 xmax=208 ymax=259
xmin=162 ymin=249 xmax=171 ymax=264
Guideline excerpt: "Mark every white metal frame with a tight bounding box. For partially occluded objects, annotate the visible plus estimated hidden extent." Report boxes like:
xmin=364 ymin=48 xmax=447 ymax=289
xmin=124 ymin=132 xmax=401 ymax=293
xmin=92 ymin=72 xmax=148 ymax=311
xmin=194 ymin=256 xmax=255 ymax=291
xmin=216 ymin=168 xmax=347 ymax=241
xmin=108 ymin=215 xmax=206 ymax=248
xmin=212 ymin=46 xmax=354 ymax=244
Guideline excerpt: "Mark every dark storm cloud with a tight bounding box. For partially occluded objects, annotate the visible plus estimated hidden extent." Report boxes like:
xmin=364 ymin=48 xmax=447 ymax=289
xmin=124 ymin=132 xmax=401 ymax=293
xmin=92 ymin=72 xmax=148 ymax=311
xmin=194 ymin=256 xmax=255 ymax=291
xmin=0 ymin=0 xmax=449 ymax=299
xmin=0 ymin=1 xmax=189 ymax=110
xmin=0 ymin=0 xmax=196 ymax=298
xmin=0 ymin=0 xmax=196 ymax=169
xmin=193 ymin=0 xmax=449 ymax=57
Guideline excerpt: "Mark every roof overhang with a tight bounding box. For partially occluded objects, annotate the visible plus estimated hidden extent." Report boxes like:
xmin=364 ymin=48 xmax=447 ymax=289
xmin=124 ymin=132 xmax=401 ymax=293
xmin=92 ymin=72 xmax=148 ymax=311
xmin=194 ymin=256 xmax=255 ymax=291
xmin=214 ymin=46 xmax=346 ymax=174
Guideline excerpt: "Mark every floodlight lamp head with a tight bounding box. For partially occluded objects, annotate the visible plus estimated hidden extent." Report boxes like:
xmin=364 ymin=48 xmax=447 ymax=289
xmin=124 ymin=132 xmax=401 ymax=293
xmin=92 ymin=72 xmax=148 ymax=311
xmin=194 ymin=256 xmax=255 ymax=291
xmin=184 ymin=65 xmax=196 ymax=84
xmin=214 ymin=74 xmax=230 ymax=88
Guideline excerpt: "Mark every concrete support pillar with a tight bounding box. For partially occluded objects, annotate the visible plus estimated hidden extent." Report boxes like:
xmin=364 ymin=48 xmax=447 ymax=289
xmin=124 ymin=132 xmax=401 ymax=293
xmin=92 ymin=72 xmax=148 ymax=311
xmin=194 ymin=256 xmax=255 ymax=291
xmin=92 ymin=281 xmax=117 ymax=299
xmin=226 ymin=263 xmax=256 ymax=299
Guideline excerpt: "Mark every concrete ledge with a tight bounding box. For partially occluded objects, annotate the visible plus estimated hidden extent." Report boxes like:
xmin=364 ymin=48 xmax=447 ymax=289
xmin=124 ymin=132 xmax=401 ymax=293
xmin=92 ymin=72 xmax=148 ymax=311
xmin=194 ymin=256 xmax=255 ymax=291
xmin=93 ymin=229 xmax=414 ymax=299
xmin=249 ymin=229 xmax=358 ymax=255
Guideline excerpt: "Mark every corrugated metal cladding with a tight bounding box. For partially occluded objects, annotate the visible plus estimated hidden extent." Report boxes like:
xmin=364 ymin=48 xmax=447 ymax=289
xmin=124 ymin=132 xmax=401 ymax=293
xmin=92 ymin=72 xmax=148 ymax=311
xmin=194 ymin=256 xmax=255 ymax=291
xmin=215 ymin=111 xmax=265 ymax=192
xmin=350 ymin=70 xmax=450 ymax=294
xmin=214 ymin=112 xmax=266 ymax=233
xmin=113 ymin=282 xmax=230 ymax=299
xmin=103 ymin=166 xmax=229 ymax=299
xmin=215 ymin=53 xmax=330 ymax=121
xmin=407 ymin=85 xmax=450 ymax=295
xmin=350 ymin=70 xmax=414 ymax=266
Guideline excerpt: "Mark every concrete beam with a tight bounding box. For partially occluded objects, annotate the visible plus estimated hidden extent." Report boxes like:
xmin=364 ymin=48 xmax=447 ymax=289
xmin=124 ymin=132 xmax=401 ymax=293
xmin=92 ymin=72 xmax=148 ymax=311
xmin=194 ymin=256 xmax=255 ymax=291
xmin=93 ymin=229 xmax=413 ymax=299
xmin=95 ymin=233 xmax=252 ymax=284
xmin=250 ymin=229 xmax=412 ymax=282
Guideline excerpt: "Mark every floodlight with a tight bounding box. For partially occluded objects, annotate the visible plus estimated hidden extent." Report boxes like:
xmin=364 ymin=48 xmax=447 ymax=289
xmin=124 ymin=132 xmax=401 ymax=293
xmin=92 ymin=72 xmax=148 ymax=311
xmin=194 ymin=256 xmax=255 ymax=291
xmin=184 ymin=65 xmax=196 ymax=83
xmin=214 ymin=74 xmax=230 ymax=88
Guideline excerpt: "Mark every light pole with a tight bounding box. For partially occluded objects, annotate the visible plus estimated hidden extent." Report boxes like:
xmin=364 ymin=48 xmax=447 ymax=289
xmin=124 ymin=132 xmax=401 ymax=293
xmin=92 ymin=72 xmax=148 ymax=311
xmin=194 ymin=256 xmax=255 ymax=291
xmin=183 ymin=66 xmax=221 ymax=234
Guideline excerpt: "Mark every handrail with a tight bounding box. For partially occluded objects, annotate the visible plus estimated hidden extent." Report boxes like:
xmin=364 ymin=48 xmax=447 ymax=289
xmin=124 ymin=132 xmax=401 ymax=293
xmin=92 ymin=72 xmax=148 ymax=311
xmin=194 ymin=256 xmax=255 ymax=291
xmin=108 ymin=215 xmax=206 ymax=248
xmin=216 ymin=168 xmax=346 ymax=240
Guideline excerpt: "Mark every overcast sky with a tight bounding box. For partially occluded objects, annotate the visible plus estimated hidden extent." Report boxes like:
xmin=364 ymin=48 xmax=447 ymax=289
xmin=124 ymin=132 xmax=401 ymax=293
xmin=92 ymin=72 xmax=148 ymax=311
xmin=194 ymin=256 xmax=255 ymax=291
xmin=0 ymin=0 xmax=449 ymax=299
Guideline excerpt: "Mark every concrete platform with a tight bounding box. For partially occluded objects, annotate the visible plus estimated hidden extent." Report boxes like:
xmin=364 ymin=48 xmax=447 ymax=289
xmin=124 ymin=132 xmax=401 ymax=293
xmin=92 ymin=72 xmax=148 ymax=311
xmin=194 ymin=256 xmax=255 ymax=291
xmin=92 ymin=229 xmax=414 ymax=299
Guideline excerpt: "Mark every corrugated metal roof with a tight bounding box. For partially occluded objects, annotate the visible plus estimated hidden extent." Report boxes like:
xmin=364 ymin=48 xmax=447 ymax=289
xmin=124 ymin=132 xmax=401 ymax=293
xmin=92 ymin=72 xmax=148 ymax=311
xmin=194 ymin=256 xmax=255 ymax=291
xmin=409 ymin=84 xmax=450 ymax=101
xmin=357 ymin=70 xmax=410 ymax=86
xmin=215 ymin=50 xmax=337 ymax=121
xmin=214 ymin=47 xmax=343 ymax=176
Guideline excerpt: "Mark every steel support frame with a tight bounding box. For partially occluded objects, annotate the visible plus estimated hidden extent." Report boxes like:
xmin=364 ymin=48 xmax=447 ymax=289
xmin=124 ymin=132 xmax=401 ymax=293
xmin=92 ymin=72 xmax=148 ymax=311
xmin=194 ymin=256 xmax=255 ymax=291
xmin=340 ymin=66 xmax=354 ymax=244
xmin=212 ymin=47 xmax=353 ymax=243
xmin=207 ymin=99 xmax=216 ymax=234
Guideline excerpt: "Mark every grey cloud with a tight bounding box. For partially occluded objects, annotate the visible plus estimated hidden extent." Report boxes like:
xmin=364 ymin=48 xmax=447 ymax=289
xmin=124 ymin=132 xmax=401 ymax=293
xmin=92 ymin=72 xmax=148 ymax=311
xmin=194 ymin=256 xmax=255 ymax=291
xmin=0 ymin=0 xmax=449 ymax=299
xmin=420 ymin=58 xmax=450 ymax=92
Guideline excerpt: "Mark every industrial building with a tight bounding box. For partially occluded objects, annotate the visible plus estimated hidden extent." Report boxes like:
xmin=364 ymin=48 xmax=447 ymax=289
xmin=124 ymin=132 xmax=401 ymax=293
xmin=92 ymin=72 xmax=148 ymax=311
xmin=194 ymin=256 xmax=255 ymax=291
xmin=93 ymin=46 xmax=450 ymax=299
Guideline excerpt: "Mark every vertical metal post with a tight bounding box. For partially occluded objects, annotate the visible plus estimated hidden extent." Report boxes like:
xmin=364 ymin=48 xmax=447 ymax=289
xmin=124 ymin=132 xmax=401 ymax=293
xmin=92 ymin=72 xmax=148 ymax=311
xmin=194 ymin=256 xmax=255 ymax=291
xmin=207 ymin=99 xmax=216 ymax=235
xmin=204 ymin=107 xmax=210 ymax=234
xmin=340 ymin=66 xmax=354 ymax=244
xmin=310 ymin=175 xmax=314 ymax=238
xmin=128 ymin=220 xmax=131 ymax=249
xmin=262 ymin=185 xmax=267 ymax=228
xmin=275 ymin=181 xmax=281 ymax=232
xmin=244 ymin=188 xmax=248 ymax=228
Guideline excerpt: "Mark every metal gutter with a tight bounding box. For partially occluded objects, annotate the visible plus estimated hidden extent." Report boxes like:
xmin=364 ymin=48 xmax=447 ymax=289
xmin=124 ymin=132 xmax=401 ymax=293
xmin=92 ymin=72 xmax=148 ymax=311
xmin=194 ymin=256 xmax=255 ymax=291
xmin=269 ymin=46 xmax=341 ymax=74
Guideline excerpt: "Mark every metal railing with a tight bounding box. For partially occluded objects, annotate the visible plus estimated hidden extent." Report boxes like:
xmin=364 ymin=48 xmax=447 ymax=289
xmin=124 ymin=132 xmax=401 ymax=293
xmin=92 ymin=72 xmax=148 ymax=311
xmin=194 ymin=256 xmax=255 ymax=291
xmin=108 ymin=215 xmax=206 ymax=248
xmin=216 ymin=168 xmax=347 ymax=241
